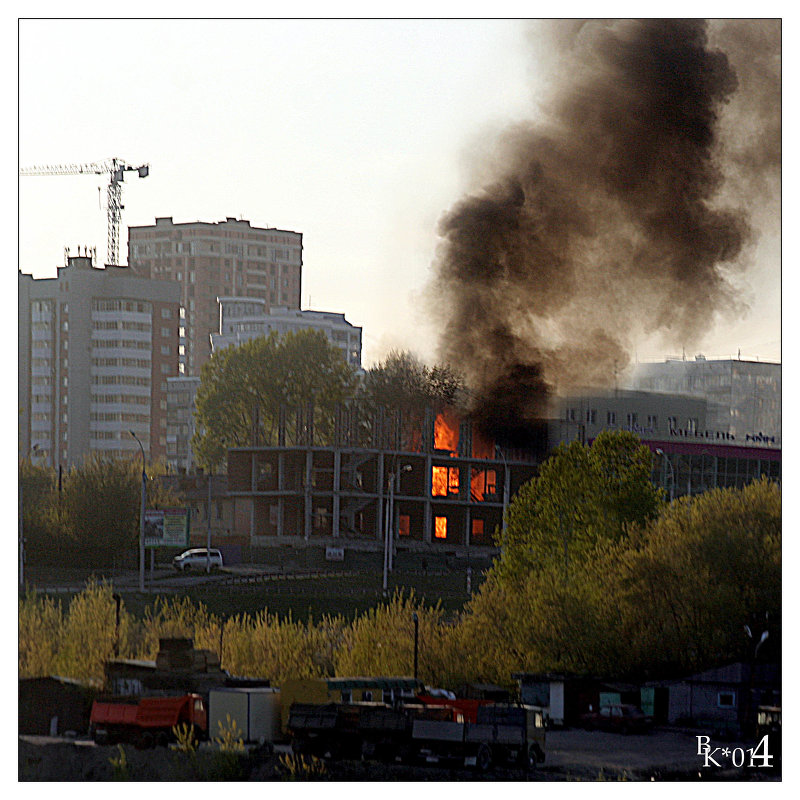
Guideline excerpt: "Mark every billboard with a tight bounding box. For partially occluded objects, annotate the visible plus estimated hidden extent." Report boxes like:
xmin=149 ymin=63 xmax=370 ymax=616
xmin=144 ymin=508 xmax=190 ymax=548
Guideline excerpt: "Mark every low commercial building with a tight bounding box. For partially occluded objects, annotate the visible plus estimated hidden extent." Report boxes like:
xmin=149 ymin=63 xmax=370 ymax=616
xmin=630 ymin=356 xmax=781 ymax=446
xmin=552 ymin=389 xmax=780 ymax=500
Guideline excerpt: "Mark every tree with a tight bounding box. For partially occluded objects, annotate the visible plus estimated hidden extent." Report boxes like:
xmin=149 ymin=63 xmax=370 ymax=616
xmin=193 ymin=330 xmax=358 ymax=470
xmin=497 ymin=430 xmax=663 ymax=583
xmin=356 ymin=351 xmax=465 ymax=450
xmin=19 ymin=459 xmax=61 ymax=565
xmin=618 ymin=478 xmax=781 ymax=674
xmin=59 ymin=454 xmax=182 ymax=568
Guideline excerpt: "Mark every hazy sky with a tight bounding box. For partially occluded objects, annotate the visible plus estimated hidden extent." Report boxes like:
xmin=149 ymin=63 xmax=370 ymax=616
xmin=18 ymin=18 xmax=782 ymax=368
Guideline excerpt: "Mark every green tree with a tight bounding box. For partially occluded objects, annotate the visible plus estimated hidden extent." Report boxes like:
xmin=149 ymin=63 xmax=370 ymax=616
xmin=19 ymin=459 xmax=62 ymax=565
xmin=59 ymin=454 xmax=181 ymax=568
xmin=497 ymin=430 xmax=663 ymax=583
xmin=618 ymin=478 xmax=781 ymax=674
xmin=193 ymin=330 xmax=358 ymax=470
xmin=357 ymin=351 xmax=465 ymax=450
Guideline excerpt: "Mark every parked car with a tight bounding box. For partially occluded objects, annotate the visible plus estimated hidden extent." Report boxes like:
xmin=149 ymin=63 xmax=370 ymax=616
xmin=580 ymin=704 xmax=653 ymax=734
xmin=172 ymin=548 xmax=223 ymax=572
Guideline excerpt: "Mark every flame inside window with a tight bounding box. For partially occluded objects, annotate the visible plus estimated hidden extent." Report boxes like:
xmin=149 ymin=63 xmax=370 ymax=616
xmin=434 ymin=411 xmax=460 ymax=455
xmin=434 ymin=516 xmax=447 ymax=539
xmin=432 ymin=466 xmax=459 ymax=497
xmin=399 ymin=514 xmax=410 ymax=537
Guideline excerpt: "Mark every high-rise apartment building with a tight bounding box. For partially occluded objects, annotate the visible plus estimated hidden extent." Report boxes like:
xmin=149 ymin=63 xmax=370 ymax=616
xmin=19 ymin=254 xmax=181 ymax=468
xmin=127 ymin=217 xmax=303 ymax=375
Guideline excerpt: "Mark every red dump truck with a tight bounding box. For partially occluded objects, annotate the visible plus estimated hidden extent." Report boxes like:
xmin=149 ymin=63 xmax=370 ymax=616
xmin=90 ymin=694 xmax=208 ymax=748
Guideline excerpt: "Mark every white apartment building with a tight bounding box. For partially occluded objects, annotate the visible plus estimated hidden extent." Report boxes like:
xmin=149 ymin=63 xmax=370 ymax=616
xmin=19 ymin=254 xmax=181 ymax=467
xmin=211 ymin=297 xmax=363 ymax=369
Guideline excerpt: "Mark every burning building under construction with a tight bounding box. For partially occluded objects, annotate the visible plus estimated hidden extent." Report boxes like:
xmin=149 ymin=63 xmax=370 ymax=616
xmin=225 ymin=405 xmax=540 ymax=552
xmin=220 ymin=389 xmax=778 ymax=557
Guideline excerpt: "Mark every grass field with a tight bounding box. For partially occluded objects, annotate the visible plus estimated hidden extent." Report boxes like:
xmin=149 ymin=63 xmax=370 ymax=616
xmin=23 ymin=565 xmax=485 ymax=622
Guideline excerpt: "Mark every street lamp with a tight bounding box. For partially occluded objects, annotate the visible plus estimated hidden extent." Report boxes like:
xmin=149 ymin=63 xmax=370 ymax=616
xmin=413 ymin=612 xmax=419 ymax=681
xmin=383 ymin=463 xmax=411 ymax=596
xmin=655 ymin=448 xmax=675 ymax=502
xmin=129 ymin=431 xmax=147 ymax=592
xmin=389 ymin=464 xmax=411 ymax=573
xmin=495 ymin=445 xmax=510 ymax=538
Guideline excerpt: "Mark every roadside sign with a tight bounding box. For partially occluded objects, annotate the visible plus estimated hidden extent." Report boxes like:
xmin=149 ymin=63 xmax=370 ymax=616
xmin=144 ymin=508 xmax=189 ymax=548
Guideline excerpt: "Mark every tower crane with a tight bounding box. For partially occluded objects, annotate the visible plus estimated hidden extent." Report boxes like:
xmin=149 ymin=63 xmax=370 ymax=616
xmin=20 ymin=157 xmax=150 ymax=266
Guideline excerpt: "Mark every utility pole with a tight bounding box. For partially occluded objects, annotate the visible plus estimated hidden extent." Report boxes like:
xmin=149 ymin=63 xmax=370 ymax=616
xmin=206 ymin=472 xmax=213 ymax=573
xmin=129 ymin=431 xmax=147 ymax=592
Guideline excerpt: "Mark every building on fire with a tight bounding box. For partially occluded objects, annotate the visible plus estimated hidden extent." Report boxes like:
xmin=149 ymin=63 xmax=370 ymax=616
xmin=176 ymin=388 xmax=780 ymax=558
xmin=224 ymin=406 xmax=539 ymax=552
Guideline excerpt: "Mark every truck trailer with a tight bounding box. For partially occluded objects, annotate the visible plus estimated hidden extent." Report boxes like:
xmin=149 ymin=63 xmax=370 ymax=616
xmin=89 ymin=693 xmax=207 ymax=748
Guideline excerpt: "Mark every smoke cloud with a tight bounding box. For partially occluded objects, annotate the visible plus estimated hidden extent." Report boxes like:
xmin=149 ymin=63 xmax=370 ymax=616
xmin=428 ymin=19 xmax=780 ymax=444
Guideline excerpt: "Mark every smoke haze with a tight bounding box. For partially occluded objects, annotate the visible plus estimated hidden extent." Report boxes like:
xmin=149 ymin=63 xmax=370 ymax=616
xmin=428 ymin=19 xmax=780 ymax=443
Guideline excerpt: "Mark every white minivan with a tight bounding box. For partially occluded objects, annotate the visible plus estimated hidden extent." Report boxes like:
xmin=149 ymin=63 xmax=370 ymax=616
xmin=172 ymin=548 xmax=223 ymax=572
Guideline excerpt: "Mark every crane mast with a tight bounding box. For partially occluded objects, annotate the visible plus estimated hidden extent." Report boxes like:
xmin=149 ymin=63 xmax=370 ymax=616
xmin=20 ymin=157 xmax=150 ymax=266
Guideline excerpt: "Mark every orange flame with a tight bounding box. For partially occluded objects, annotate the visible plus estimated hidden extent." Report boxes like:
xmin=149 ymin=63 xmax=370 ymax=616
xmin=434 ymin=410 xmax=460 ymax=455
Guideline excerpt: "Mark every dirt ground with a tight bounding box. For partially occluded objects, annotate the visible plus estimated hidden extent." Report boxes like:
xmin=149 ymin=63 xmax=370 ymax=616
xmin=18 ymin=728 xmax=781 ymax=782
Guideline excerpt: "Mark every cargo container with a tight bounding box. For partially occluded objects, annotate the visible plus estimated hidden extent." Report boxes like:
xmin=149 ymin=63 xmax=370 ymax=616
xmin=208 ymin=687 xmax=281 ymax=745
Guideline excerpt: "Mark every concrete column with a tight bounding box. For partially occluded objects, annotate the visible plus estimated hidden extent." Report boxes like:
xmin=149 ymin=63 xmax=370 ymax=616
xmin=277 ymin=452 xmax=284 ymax=538
xmin=377 ymin=452 xmax=385 ymax=542
xmin=333 ymin=449 xmax=341 ymax=538
xmin=424 ymin=454 xmax=432 ymax=543
xmin=304 ymin=450 xmax=313 ymax=541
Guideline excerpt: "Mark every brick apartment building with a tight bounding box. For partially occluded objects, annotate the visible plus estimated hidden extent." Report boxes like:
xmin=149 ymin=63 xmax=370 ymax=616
xmin=127 ymin=217 xmax=303 ymax=375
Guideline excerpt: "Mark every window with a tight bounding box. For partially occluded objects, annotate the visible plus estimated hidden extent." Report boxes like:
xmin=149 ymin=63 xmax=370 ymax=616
xmin=340 ymin=690 xmax=352 ymax=703
xmin=566 ymin=408 xmax=577 ymax=422
xmin=362 ymin=690 xmax=373 ymax=702
xmin=626 ymin=412 xmax=638 ymax=427
xmin=668 ymin=416 xmax=678 ymax=430
xmin=399 ymin=514 xmax=410 ymax=537
xmin=161 ymin=308 xmax=172 ymax=319
xmin=647 ymin=415 xmax=658 ymax=429
xmin=718 ymin=692 xmax=736 ymax=709
xmin=687 ymin=418 xmax=698 ymax=434
xmin=434 ymin=516 xmax=447 ymax=539
xmin=586 ymin=409 xmax=597 ymax=424
xmin=472 ymin=519 xmax=485 ymax=538
xmin=607 ymin=411 xmax=617 ymax=425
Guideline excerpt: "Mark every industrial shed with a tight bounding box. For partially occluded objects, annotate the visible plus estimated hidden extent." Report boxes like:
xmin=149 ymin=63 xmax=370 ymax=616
xmin=19 ymin=676 xmax=98 ymax=736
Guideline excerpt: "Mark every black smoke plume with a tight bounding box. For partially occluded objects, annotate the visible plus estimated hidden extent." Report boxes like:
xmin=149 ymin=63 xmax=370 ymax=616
xmin=428 ymin=19 xmax=780 ymax=444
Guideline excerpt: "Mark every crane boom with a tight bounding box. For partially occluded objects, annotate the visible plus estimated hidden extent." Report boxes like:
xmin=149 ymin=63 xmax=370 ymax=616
xmin=20 ymin=157 xmax=149 ymax=266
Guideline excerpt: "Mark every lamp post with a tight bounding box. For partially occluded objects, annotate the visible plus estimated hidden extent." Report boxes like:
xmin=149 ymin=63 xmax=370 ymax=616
xmin=19 ymin=444 xmax=40 ymax=589
xmin=495 ymin=445 xmax=510 ymax=538
xmin=413 ymin=612 xmax=419 ymax=681
xmin=383 ymin=464 xmax=411 ymax=596
xmin=655 ymin=448 xmax=675 ymax=502
xmin=389 ymin=464 xmax=411 ymax=574
xmin=206 ymin=472 xmax=213 ymax=573
xmin=129 ymin=431 xmax=146 ymax=592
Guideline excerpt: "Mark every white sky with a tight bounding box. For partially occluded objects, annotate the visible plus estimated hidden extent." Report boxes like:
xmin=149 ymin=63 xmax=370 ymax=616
xmin=16 ymin=16 xmax=784 ymax=369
